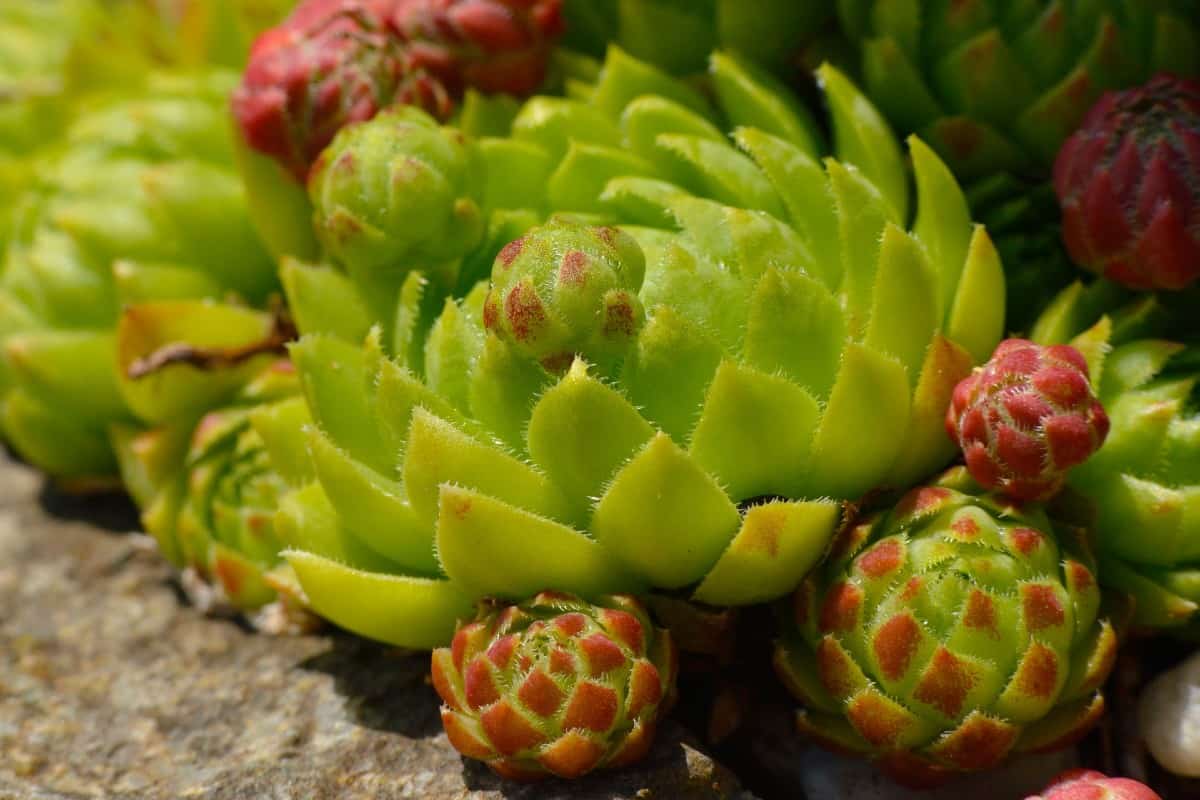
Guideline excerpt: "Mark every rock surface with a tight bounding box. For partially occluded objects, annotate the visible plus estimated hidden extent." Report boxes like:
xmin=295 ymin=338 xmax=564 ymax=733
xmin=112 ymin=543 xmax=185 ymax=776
xmin=0 ymin=454 xmax=753 ymax=800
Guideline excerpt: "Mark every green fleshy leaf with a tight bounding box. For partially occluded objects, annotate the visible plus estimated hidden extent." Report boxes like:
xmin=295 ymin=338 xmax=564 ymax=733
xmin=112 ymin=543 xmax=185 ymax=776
xmin=933 ymin=29 xmax=1037 ymax=132
xmin=274 ymin=481 xmax=399 ymax=572
xmin=248 ymin=395 xmax=313 ymax=488
xmin=861 ymin=35 xmax=943 ymax=135
xmin=884 ymin=335 xmax=975 ymax=489
xmin=945 ymin=226 xmax=1005 ymax=365
xmin=827 ymin=159 xmax=892 ymax=338
xmin=733 ymin=128 xmax=840 ymax=286
xmin=374 ymin=355 xmax=469 ymax=457
xmin=818 ymin=62 xmax=907 ymax=223
xmin=1099 ymin=555 xmax=1197 ymax=629
xmin=467 ymin=335 xmax=552 ymax=452
xmin=742 ymin=268 xmax=844 ymax=400
xmin=689 ymin=359 xmax=820 ymax=500
xmin=694 ymin=500 xmax=841 ymax=606
xmin=457 ymin=89 xmax=519 ymax=138
xmin=280 ymin=258 xmax=372 ymax=343
xmin=403 ymin=408 xmax=572 ymax=528
xmin=803 ymin=343 xmax=910 ymax=499
xmin=511 ymin=96 xmax=622 ymax=162
xmin=477 ymin=138 xmax=553 ymax=211
xmin=286 ymin=550 xmax=473 ymax=649
xmin=710 ymin=51 xmax=823 ymax=158
xmin=620 ymin=305 xmax=724 ymax=442
xmin=864 ymin=225 xmax=939 ymax=383
xmin=436 ymin=485 xmax=637 ymax=600
xmin=620 ymin=96 xmax=724 ymax=150
xmin=920 ymin=115 xmax=1027 ymax=181
xmin=655 ymin=134 xmax=786 ymax=218
xmin=526 ymin=359 xmax=655 ymax=517
xmin=615 ymin=0 xmax=716 ymax=74
xmin=110 ymin=423 xmax=190 ymax=511
xmin=599 ymin=176 xmax=687 ymax=228
xmin=910 ymin=136 xmax=972 ymax=320
xmin=547 ymin=142 xmax=662 ymax=214
xmin=4 ymin=329 xmax=127 ymax=425
xmin=308 ymin=428 xmax=439 ymax=575
xmin=290 ymin=334 xmax=393 ymax=477
xmin=423 ymin=295 xmax=486 ymax=416
xmin=111 ymin=260 xmax=224 ymax=305
xmin=592 ymin=432 xmax=740 ymax=589
xmin=592 ymin=44 xmax=716 ymax=121
xmin=1 ymin=390 xmax=114 ymax=479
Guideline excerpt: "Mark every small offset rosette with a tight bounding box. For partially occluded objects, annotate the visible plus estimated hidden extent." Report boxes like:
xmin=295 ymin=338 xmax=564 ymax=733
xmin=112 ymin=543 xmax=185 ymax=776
xmin=432 ymin=591 xmax=677 ymax=780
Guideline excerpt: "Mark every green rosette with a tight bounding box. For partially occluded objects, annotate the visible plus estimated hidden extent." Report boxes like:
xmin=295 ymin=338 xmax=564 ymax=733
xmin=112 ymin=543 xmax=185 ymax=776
xmin=774 ymin=468 xmax=1117 ymax=785
xmin=1034 ymin=280 xmax=1200 ymax=630
xmin=0 ymin=71 xmax=276 ymax=485
xmin=834 ymin=0 xmax=1199 ymax=181
xmin=274 ymin=50 xmax=1006 ymax=650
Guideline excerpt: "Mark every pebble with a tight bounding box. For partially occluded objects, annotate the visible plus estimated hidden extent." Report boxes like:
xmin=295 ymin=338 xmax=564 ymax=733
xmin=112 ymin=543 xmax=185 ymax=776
xmin=1140 ymin=649 xmax=1200 ymax=777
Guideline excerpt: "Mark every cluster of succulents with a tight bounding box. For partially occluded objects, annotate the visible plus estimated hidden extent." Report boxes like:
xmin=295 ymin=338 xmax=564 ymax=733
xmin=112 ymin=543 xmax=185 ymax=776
xmin=5 ymin=0 xmax=1200 ymax=794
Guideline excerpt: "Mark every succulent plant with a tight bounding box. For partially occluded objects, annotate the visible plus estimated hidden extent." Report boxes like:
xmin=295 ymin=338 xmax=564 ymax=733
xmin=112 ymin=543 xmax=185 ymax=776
xmin=835 ymin=1 xmax=1199 ymax=181
xmin=1054 ymin=73 xmax=1200 ymax=291
xmin=1033 ymin=280 xmax=1200 ymax=630
xmin=1028 ymin=769 xmax=1162 ymax=800
xmin=0 ymin=71 xmax=277 ymax=485
xmin=273 ymin=51 xmax=1005 ymax=650
xmin=432 ymin=591 xmax=677 ymax=779
xmin=389 ymin=0 xmax=564 ymax=98
xmin=947 ymin=338 xmax=1110 ymax=501
xmin=774 ymin=467 xmax=1118 ymax=787
xmin=113 ymin=348 xmax=312 ymax=619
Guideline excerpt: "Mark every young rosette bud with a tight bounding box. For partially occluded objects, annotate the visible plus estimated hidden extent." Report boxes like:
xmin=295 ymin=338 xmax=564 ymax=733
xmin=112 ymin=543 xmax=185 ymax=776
xmin=1033 ymin=281 xmax=1200 ymax=630
xmin=308 ymin=106 xmax=485 ymax=282
xmin=834 ymin=2 xmax=1199 ymax=180
xmin=390 ymin=0 xmax=564 ymax=98
xmin=482 ymin=221 xmax=645 ymax=371
xmin=1054 ymin=74 xmax=1200 ymax=290
xmin=432 ymin=592 xmax=676 ymax=780
xmin=947 ymin=339 xmax=1109 ymax=502
xmin=1027 ymin=770 xmax=1162 ymax=800
xmin=774 ymin=469 xmax=1118 ymax=787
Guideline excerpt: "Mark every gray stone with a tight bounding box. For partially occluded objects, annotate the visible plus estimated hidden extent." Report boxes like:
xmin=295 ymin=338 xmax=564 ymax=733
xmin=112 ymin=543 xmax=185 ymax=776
xmin=0 ymin=454 xmax=754 ymax=800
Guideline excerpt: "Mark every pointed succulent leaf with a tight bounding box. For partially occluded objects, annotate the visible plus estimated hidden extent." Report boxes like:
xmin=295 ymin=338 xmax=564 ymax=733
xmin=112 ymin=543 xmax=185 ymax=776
xmin=592 ymin=433 xmax=740 ymax=589
xmin=804 ymin=344 xmax=911 ymax=499
xmin=436 ymin=485 xmax=639 ymax=600
xmin=819 ymin=62 xmax=908 ymax=223
xmin=286 ymin=550 xmax=473 ymax=649
xmin=308 ymin=428 xmax=439 ymax=575
xmin=710 ymin=51 xmax=823 ymax=158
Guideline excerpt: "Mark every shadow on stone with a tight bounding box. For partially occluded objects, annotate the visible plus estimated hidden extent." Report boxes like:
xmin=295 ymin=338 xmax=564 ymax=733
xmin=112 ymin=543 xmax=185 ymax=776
xmin=458 ymin=725 xmax=699 ymax=800
xmin=36 ymin=480 xmax=140 ymax=533
xmin=298 ymin=631 xmax=444 ymax=740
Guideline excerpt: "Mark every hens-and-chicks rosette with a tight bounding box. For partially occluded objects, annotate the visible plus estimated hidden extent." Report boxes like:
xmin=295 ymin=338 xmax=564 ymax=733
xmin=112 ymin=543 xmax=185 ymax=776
xmin=774 ymin=468 xmax=1118 ymax=786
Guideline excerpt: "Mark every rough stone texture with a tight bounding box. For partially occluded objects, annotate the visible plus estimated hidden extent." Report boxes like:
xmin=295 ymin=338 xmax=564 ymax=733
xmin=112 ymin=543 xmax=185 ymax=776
xmin=0 ymin=454 xmax=753 ymax=800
